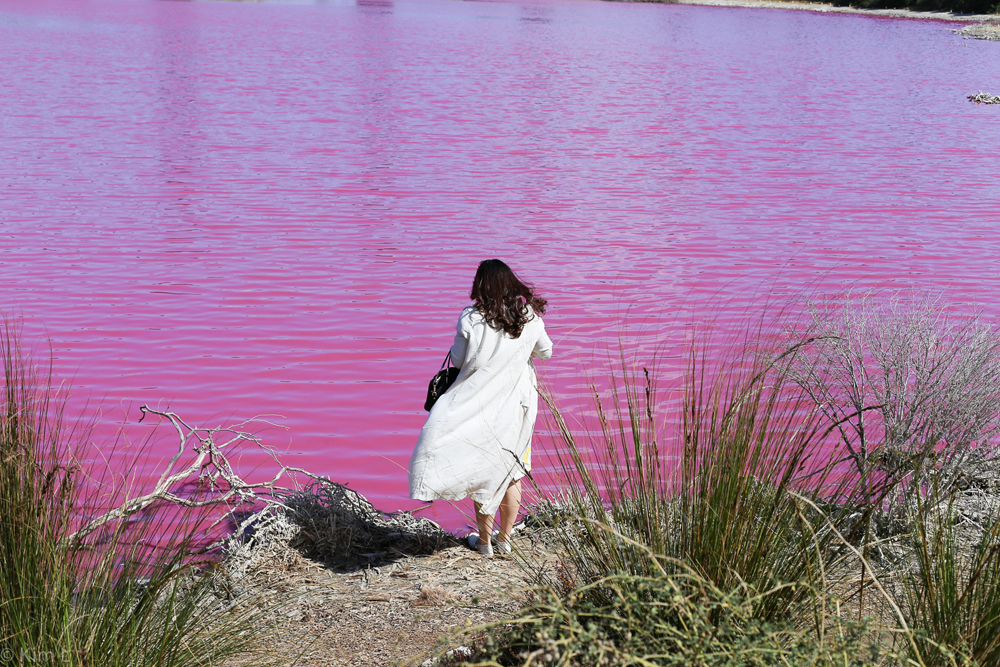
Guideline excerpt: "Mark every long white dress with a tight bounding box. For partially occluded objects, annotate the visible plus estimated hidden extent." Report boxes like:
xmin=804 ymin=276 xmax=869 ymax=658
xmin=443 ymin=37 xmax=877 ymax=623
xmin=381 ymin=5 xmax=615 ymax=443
xmin=408 ymin=306 xmax=553 ymax=515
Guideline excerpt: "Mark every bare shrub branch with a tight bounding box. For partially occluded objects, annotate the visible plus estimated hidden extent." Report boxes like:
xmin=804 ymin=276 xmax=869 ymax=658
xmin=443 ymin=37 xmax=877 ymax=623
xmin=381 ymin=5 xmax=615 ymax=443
xmin=792 ymin=292 xmax=1000 ymax=511
xmin=64 ymin=405 xmax=291 ymax=548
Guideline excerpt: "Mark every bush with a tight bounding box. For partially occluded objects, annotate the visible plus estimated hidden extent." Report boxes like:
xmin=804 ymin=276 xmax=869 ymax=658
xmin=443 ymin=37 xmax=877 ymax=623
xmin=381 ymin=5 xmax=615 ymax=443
xmin=793 ymin=296 xmax=1000 ymax=515
xmin=473 ymin=566 xmax=878 ymax=667
xmin=537 ymin=331 xmax=851 ymax=621
xmin=468 ymin=296 xmax=1000 ymax=667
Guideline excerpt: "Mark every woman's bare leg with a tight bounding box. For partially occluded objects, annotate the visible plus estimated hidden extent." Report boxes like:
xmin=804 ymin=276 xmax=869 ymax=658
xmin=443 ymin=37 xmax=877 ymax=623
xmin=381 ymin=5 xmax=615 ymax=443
xmin=498 ymin=478 xmax=522 ymax=544
xmin=474 ymin=501 xmax=494 ymax=546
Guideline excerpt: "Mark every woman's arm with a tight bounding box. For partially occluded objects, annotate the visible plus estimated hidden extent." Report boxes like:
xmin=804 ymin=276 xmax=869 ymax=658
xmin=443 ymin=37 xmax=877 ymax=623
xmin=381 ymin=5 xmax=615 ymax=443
xmin=532 ymin=325 xmax=553 ymax=360
xmin=450 ymin=309 xmax=471 ymax=367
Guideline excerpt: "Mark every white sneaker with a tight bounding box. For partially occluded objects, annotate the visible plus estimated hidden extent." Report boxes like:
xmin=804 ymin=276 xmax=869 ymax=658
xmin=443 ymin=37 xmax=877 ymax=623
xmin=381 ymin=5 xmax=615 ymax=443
xmin=467 ymin=533 xmax=493 ymax=556
xmin=491 ymin=530 xmax=512 ymax=555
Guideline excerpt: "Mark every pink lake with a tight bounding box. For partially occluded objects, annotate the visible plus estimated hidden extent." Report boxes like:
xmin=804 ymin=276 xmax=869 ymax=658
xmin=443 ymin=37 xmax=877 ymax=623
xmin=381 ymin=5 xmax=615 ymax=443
xmin=2 ymin=0 xmax=1000 ymax=532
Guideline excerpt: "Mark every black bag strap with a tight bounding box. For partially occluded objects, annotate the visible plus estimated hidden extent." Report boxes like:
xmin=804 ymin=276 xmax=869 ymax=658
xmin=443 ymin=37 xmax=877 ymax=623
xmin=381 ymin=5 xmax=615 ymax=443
xmin=440 ymin=351 xmax=452 ymax=370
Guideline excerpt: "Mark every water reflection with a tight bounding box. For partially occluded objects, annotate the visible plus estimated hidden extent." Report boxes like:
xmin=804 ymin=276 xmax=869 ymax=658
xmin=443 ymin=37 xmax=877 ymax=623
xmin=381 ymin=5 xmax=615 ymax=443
xmin=519 ymin=2 xmax=552 ymax=23
xmin=153 ymin=1 xmax=202 ymax=214
xmin=352 ymin=0 xmax=400 ymax=211
xmin=356 ymin=0 xmax=393 ymax=12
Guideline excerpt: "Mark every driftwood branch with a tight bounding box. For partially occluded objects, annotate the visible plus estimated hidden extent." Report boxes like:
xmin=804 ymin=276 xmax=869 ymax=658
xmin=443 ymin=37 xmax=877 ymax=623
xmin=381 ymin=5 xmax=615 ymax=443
xmin=64 ymin=406 xmax=292 ymax=548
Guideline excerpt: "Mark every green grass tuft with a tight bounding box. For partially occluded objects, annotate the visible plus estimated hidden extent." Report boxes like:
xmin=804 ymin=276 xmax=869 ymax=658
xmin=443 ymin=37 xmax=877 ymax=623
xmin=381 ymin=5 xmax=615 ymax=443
xmin=0 ymin=317 xmax=284 ymax=667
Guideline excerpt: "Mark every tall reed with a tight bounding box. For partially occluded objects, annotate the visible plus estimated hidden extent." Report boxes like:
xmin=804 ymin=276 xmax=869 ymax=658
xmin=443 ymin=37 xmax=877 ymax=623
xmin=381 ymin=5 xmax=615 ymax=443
xmin=0 ymin=319 xmax=282 ymax=667
xmin=539 ymin=332 xmax=850 ymax=622
xmin=901 ymin=491 xmax=1000 ymax=666
xmin=0 ymin=319 xmax=79 ymax=660
xmin=468 ymin=328 xmax=879 ymax=666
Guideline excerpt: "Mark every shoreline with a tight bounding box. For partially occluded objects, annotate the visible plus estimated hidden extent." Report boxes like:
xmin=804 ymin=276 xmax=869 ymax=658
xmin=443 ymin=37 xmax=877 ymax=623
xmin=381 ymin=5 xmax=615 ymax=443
xmin=626 ymin=0 xmax=999 ymax=24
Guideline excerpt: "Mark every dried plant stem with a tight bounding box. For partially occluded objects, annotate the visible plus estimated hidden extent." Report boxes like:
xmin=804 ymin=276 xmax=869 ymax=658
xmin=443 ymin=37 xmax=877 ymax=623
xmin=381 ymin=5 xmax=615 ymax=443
xmin=790 ymin=491 xmax=926 ymax=667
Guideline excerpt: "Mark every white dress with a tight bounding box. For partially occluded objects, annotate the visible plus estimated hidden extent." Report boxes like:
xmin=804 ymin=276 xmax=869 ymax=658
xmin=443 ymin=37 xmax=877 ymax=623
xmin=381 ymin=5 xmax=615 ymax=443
xmin=408 ymin=306 xmax=553 ymax=515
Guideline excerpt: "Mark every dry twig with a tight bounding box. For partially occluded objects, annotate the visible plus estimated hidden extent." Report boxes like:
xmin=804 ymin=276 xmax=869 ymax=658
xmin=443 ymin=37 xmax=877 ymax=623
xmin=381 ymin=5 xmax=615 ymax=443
xmin=65 ymin=406 xmax=289 ymax=547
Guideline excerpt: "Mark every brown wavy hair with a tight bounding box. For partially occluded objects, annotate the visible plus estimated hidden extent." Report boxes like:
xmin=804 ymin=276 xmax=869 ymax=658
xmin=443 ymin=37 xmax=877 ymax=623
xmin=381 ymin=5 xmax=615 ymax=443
xmin=470 ymin=259 xmax=547 ymax=339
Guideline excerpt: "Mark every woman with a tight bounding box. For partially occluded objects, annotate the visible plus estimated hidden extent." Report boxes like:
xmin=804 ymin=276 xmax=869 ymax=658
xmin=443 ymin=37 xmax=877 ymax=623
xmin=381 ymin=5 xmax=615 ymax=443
xmin=408 ymin=259 xmax=553 ymax=556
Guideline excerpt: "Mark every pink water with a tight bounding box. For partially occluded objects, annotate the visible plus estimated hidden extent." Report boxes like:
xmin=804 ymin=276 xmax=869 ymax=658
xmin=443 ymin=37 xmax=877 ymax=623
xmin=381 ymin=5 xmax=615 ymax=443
xmin=3 ymin=0 xmax=1000 ymax=532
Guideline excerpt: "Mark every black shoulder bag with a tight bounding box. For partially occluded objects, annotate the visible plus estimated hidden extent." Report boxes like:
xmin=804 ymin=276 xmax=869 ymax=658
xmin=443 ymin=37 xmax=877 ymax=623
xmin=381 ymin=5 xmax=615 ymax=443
xmin=424 ymin=352 xmax=460 ymax=412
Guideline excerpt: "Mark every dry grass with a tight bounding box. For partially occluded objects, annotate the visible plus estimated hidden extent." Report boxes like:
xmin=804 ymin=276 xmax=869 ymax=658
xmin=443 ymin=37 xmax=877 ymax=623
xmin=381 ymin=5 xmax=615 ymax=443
xmin=215 ymin=519 xmax=566 ymax=666
xmin=414 ymin=586 xmax=461 ymax=606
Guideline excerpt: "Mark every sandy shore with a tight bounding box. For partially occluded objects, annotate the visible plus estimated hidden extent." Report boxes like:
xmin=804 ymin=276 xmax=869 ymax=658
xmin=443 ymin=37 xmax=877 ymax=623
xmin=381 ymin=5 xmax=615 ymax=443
xmin=658 ymin=0 xmax=998 ymax=24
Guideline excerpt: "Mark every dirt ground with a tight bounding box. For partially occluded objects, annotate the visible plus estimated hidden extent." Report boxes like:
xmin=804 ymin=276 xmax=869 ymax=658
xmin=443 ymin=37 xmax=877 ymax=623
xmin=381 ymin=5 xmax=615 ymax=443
xmin=220 ymin=453 xmax=1000 ymax=667
xmin=225 ymin=524 xmax=563 ymax=667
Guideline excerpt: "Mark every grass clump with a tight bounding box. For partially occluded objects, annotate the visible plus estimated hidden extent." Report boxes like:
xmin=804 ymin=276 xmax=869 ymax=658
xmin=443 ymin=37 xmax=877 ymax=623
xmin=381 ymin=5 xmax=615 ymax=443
xmin=470 ymin=326 xmax=869 ymax=665
xmin=0 ymin=318 xmax=282 ymax=667
xmin=475 ymin=567 xmax=876 ymax=667
xmin=537 ymin=332 xmax=848 ymax=622
xmin=901 ymin=495 xmax=1000 ymax=666
xmin=467 ymin=296 xmax=1000 ymax=667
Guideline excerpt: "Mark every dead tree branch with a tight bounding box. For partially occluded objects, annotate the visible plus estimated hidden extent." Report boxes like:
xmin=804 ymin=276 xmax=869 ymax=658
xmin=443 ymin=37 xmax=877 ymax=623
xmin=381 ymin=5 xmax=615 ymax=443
xmin=63 ymin=405 xmax=292 ymax=548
